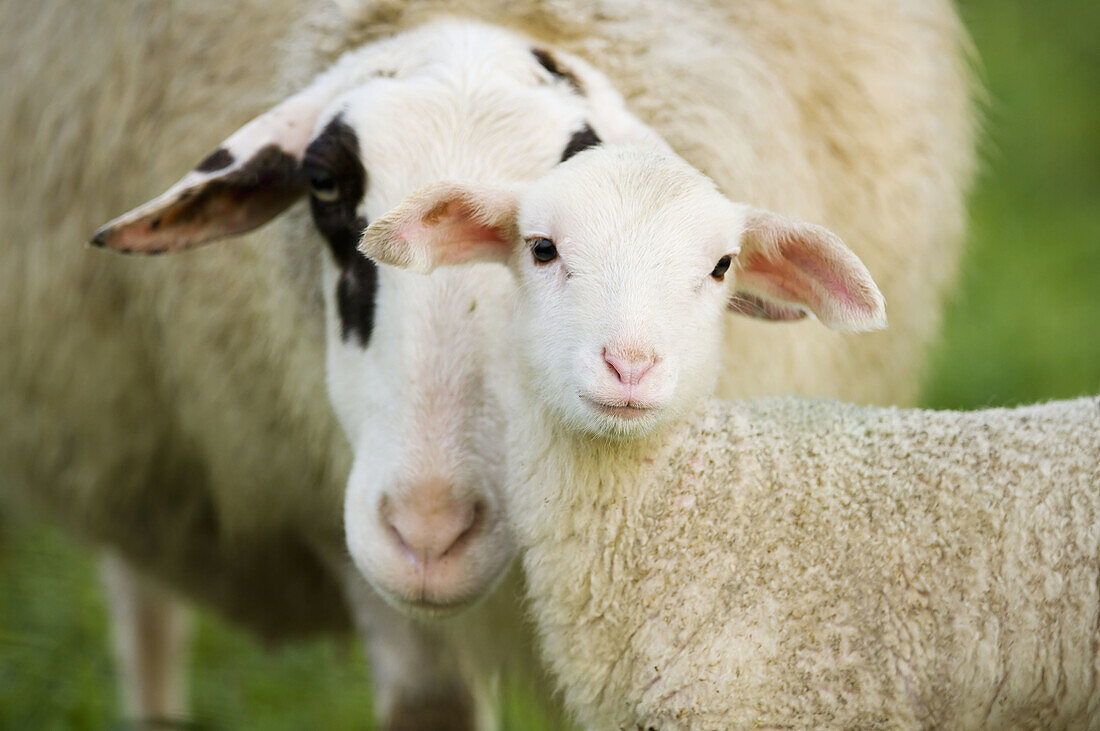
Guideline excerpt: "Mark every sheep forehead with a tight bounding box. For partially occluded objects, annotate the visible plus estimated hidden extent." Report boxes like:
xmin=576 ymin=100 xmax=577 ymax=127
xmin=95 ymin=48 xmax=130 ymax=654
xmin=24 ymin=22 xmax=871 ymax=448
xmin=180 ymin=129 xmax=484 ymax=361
xmin=521 ymin=147 xmax=739 ymax=271
xmin=318 ymin=36 xmax=590 ymax=215
xmin=349 ymin=80 xmax=584 ymax=207
xmin=333 ymin=18 xmax=555 ymax=87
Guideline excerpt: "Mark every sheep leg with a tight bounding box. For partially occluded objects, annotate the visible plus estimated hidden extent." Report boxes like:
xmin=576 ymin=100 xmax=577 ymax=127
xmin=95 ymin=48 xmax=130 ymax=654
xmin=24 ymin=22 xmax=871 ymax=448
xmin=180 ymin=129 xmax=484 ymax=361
xmin=100 ymin=552 xmax=192 ymax=725
xmin=340 ymin=566 xmax=490 ymax=731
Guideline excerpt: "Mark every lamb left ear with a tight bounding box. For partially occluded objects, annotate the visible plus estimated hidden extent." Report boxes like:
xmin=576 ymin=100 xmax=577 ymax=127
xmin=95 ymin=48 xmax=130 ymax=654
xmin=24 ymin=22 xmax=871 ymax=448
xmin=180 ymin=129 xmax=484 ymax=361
xmin=732 ymin=210 xmax=887 ymax=332
xmin=359 ymin=182 xmax=520 ymax=272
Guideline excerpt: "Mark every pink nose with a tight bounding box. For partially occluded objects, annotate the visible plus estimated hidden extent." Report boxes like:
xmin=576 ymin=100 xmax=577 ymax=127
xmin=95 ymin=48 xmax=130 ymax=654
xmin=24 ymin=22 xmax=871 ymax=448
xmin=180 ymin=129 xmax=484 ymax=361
xmin=604 ymin=349 xmax=657 ymax=386
xmin=381 ymin=490 xmax=481 ymax=564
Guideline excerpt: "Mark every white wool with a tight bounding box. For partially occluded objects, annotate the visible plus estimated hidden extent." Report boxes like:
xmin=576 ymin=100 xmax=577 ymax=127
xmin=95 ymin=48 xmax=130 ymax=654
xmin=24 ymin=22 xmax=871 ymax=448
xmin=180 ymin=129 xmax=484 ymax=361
xmin=512 ymin=394 xmax=1100 ymax=728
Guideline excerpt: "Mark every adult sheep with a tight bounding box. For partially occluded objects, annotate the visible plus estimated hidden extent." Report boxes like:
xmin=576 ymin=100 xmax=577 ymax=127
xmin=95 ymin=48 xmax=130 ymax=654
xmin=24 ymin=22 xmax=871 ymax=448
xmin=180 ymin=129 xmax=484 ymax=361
xmin=1 ymin=0 xmax=977 ymax=727
xmin=1 ymin=2 xmax=481 ymax=727
xmin=362 ymin=144 xmax=1100 ymax=730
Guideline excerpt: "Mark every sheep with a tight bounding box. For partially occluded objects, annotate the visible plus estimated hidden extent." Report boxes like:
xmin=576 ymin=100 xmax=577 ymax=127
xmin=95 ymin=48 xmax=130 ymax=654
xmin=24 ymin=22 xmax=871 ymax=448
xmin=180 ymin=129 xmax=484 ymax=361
xmin=1 ymin=3 xmax=489 ymax=727
xmin=3 ymin=1 xmax=977 ymax=727
xmin=361 ymin=144 xmax=1100 ymax=730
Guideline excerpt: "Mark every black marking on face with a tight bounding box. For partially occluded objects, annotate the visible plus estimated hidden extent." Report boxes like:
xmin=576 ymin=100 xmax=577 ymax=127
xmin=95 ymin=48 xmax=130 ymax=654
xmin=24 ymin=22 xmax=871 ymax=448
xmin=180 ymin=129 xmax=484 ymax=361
xmin=532 ymin=48 xmax=583 ymax=95
xmin=302 ymin=115 xmax=378 ymax=346
xmin=337 ymin=238 xmax=379 ymax=345
xmin=195 ymin=147 xmax=234 ymax=173
xmin=561 ymin=123 xmax=601 ymax=162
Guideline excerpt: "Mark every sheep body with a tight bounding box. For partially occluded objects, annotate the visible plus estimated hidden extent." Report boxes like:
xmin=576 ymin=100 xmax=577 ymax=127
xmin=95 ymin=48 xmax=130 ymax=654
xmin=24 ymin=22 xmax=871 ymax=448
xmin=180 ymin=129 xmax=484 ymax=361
xmin=512 ymin=395 xmax=1100 ymax=729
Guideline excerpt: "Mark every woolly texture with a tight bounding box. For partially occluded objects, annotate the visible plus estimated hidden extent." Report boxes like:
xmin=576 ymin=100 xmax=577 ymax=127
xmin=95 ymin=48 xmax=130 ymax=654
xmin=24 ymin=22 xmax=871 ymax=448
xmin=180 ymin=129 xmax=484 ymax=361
xmin=511 ymin=396 xmax=1100 ymax=729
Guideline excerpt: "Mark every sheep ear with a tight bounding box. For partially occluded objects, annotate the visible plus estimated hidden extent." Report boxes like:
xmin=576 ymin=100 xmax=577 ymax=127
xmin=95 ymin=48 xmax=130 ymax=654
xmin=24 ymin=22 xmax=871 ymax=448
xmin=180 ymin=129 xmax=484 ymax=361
xmin=731 ymin=209 xmax=886 ymax=332
xmin=359 ymin=182 xmax=520 ymax=273
xmin=89 ymin=81 xmax=340 ymax=254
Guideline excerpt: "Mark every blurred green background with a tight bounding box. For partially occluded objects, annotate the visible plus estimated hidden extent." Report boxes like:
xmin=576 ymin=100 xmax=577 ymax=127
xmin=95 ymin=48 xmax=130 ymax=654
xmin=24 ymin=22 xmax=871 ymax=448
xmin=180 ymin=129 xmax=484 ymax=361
xmin=1 ymin=1 xmax=1097 ymax=728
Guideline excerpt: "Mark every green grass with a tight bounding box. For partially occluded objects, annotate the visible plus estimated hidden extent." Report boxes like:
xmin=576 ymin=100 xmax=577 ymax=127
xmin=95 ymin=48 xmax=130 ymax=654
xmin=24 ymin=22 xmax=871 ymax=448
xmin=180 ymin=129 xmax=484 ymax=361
xmin=2 ymin=1 xmax=1098 ymax=728
xmin=921 ymin=0 xmax=1100 ymax=408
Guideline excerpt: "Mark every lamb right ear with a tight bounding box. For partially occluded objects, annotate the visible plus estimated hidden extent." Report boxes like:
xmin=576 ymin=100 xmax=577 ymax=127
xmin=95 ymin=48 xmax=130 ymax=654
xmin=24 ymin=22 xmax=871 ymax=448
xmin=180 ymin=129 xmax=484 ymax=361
xmin=359 ymin=182 xmax=521 ymax=273
xmin=732 ymin=209 xmax=887 ymax=332
xmin=90 ymin=80 xmax=341 ymax=254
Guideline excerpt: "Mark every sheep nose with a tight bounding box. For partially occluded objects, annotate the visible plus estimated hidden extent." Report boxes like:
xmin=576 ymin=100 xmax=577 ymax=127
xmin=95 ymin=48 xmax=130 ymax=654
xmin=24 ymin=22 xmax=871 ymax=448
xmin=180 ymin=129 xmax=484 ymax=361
xmin=380 ymin=490 xmax=481 ymax=565
xmin=603 ymin=349 xmax=657 ymax=386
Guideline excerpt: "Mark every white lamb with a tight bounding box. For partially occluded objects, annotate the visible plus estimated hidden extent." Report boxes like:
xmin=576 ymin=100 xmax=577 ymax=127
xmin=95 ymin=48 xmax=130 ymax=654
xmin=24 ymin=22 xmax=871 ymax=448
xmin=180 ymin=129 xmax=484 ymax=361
xmin=362 ymin=145 xmax=1100 ymax=729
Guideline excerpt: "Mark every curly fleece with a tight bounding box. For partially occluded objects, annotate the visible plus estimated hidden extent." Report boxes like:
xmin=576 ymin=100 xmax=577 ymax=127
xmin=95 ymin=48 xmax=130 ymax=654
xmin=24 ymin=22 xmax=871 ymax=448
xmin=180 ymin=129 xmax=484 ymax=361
xmin=511 ymin=396 xmax=1100 ymax=729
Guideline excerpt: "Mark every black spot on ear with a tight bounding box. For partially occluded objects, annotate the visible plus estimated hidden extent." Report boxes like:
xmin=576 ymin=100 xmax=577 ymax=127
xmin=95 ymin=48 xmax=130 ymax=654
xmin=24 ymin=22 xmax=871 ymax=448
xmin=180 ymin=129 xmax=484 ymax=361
xmin=167 ymin=145 xmax=301 ymax=228
xmin=561 ymin=123 xmax=601 ymax=162
xmin=532 ymin=48 xmax=583 ymax=95
xmin=195 ymin=147 xmax=234 ymax=173
xmin=302 ymin=116 xmax=378 ymax=346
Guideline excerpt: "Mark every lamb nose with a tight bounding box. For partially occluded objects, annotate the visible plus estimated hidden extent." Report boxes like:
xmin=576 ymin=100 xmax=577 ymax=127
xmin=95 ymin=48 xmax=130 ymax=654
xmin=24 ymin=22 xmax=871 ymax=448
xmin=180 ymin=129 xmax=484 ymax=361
xmin=604 ymin=350 xmax=656 ymax=386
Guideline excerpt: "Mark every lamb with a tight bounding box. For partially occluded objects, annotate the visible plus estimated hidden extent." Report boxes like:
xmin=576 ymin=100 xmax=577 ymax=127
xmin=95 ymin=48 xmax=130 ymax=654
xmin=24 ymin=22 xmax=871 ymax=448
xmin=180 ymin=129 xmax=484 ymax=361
xmin=361 ymin=145 xmax=1100 ymax=729
xmin=3 ymin=1 xmax=977 ymax=726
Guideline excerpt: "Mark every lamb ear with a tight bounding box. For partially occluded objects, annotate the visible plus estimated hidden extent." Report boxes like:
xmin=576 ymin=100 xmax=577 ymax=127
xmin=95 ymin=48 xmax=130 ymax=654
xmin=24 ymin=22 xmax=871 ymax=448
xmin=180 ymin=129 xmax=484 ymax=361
xmin=359 ymin=182 xmax=520 ymax=273
xmin=732 ymin=209 xmax=887 ymax=332
xmin=90 ymin=81 xmax=341 ymax=254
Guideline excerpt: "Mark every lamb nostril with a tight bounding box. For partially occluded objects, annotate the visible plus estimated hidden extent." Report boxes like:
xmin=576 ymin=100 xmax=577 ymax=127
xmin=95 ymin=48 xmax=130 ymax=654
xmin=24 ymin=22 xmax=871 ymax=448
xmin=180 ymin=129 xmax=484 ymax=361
xmin=603 ymin=350 xmax=657 ymax=387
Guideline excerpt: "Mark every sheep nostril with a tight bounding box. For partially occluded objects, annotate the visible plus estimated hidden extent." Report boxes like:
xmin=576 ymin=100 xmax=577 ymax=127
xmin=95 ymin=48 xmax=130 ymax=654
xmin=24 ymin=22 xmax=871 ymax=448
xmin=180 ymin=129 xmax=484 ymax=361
xmin=380 ymin=492 xmax=482 ymax=564
xmin=442 ymin=499 xmax=484 ymax=558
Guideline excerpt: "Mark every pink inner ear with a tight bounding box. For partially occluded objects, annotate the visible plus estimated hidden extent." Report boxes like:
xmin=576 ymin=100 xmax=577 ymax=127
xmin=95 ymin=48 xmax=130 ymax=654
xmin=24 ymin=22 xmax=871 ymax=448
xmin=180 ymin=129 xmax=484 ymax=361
xmin=396 ymin=197 xmax=514 ymax=266
xmin=742 ymin=245 xmax=860 ymax=310
xmin=736 ymin=222 xmax=885 ymax=331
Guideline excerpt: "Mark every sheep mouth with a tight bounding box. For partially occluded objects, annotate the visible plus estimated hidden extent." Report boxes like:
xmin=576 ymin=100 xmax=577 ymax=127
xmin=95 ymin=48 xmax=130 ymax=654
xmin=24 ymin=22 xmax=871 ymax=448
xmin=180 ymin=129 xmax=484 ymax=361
xmin=581 ymin=395 xmax=660 ymax=420
xmin=396 ymin=595 xmax=474 ymax=618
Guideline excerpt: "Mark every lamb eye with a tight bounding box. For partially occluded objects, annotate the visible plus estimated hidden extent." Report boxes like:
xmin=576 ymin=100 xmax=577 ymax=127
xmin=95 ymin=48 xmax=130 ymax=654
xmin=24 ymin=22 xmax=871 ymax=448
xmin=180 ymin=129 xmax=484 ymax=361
xmin=711 ymin=255 xmax=733 ymax=281
xmin=309 ymin=171 xmax=340 ymax=203
xmin=530 ymin=237 xmax=559 ymax=264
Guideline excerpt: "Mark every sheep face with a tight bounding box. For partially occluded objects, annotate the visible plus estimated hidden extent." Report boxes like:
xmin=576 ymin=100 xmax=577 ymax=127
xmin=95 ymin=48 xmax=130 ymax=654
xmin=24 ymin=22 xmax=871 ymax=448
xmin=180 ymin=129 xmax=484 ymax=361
xmin=326 ymin=26 xmax=600 ymax=613
xmin=362 ymin=145 xmax=887 ymax=440
xmin=88 ymin=20 xmax=660 ymax=613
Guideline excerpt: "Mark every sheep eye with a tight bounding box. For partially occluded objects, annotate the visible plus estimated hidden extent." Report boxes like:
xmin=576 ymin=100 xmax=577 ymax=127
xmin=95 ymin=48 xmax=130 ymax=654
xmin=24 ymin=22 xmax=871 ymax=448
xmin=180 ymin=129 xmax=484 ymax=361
xmin=309 ymin=171 xmax=340 ymax=203
xmin=530 ymin=237 xmax=559 ymax=264
xmin=711 ymin=255 xmax=733 ymax=281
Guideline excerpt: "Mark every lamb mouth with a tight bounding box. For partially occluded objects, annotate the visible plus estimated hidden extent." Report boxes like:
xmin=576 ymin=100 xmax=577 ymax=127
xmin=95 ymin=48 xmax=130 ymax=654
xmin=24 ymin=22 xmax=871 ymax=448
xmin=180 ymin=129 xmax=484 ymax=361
xmin=581 ymin=395 xmax=659 ymax=420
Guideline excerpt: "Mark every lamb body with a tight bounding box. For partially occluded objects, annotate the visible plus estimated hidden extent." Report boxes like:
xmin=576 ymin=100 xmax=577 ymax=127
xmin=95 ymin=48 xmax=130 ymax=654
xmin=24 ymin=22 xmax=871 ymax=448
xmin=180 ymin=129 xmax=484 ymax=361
xmin=363 ymin=145 xmax=1100 ymax=728
xmin=514 ymin=395 xmax=1100 ymax=728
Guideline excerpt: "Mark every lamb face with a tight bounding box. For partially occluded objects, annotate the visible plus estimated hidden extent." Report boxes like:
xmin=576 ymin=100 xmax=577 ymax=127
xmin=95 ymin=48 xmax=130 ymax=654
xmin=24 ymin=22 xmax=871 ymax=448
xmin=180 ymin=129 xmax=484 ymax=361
xmin=362 ymin=145 xmax=887 ymax=440
xmin=89 ymin=20 xmax=658 ymax=613
xmin=514 ymin=148 xmax=744 ymax=437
